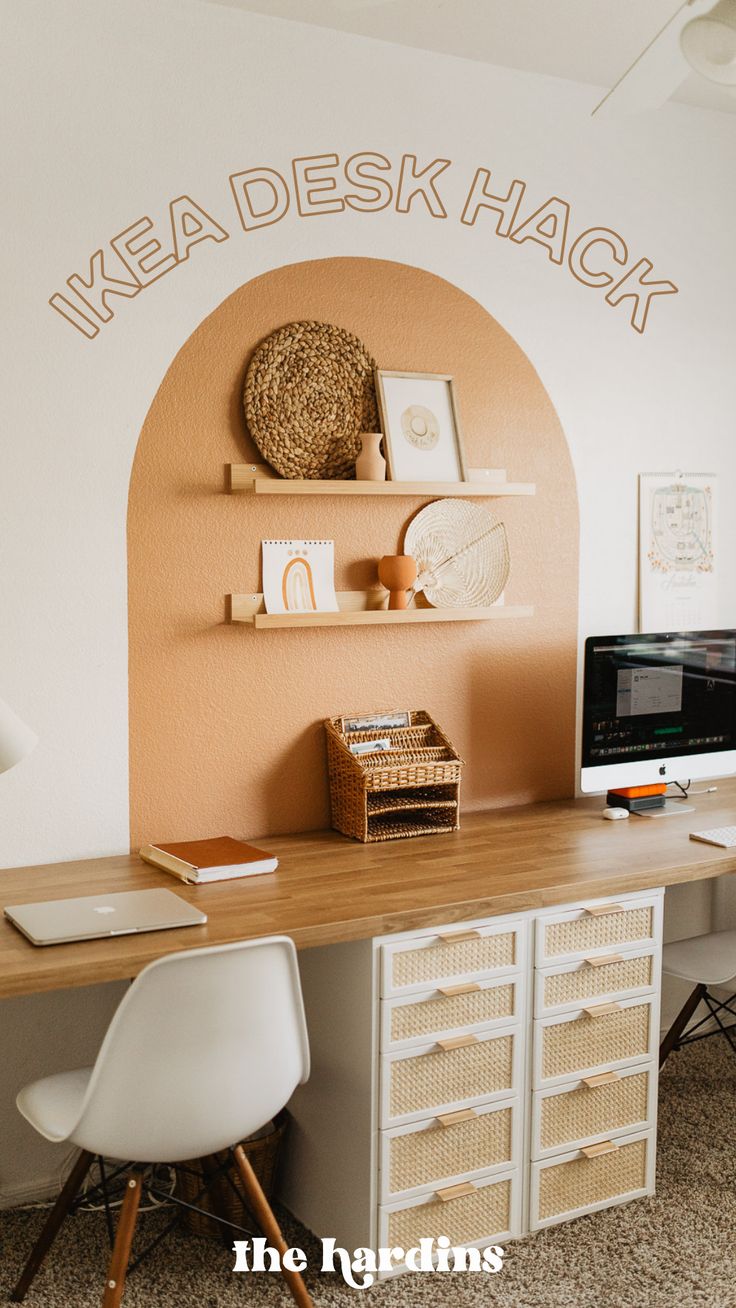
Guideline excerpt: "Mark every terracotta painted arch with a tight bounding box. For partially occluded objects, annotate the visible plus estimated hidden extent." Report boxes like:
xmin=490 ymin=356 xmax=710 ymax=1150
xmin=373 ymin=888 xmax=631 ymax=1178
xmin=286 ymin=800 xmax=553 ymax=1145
xmin=127 ymin=257 xmax=579 ymax=848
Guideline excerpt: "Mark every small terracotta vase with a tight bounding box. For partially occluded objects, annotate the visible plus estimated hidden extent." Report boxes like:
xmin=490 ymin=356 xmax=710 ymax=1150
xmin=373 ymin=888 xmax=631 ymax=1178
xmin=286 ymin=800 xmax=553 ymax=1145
xmin=378 ymin=555 xmax=417 ymax=610
xmin=355 ymin=432 xmax=386 ymax=481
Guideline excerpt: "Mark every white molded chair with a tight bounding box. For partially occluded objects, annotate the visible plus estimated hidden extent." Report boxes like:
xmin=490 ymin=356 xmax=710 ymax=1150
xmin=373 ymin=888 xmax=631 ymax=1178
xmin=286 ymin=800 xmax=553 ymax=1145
xmin=659 ymin=927 xmax=736 ymax=1067
xmin=12 ymin=937 xmax=311 ymax=1308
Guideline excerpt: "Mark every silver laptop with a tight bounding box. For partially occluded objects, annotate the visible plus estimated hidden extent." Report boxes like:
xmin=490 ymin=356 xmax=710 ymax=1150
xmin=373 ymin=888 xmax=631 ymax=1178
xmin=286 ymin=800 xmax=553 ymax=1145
xmin=4 ymin=888 xmax=207 ymax=946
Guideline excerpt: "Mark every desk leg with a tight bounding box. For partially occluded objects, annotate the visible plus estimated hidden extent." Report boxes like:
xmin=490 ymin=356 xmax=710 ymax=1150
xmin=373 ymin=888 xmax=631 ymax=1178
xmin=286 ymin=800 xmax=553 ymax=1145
xmin=10 ymin=1148 xmax=93 ymax=1302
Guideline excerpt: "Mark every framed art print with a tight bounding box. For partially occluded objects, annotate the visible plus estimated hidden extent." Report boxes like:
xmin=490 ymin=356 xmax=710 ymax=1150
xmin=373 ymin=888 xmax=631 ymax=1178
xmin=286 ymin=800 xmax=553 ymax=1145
xmin=375 ymin=371 xmax=468 ymax=483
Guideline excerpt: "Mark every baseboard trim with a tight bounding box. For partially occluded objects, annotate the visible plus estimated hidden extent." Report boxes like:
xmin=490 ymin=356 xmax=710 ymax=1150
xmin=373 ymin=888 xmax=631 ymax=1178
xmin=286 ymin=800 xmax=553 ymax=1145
xmin=0 ymin=1151 xmax=75 ymax=1210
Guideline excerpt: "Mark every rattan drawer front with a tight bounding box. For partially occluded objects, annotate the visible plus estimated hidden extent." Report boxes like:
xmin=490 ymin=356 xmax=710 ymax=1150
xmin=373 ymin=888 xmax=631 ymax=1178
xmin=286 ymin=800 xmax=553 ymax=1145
xmin=536 ymin=948 xmax=658 ymax=1016
xmin=381 ymin=1100 xmax=518 ymax=1202
xmin=381 ymin=921 xmax=524 ymax=997
xmin=536 ymin=895 xmax=662 ymax=965
xmin=535 ymin=997 xmax=655 ymax=1087
xmin=382 ymin=1029 xmax=519 ymax=1126
xmin=532 ymin=1063 xmax=656 ymax=1159
xmin=379 ymin=1170 xmax=517 ymax=1253
xmin=383 ymin=979 xmax=517 ymax=1050
xmin=530 ymin=1130 xmax=654 ymax=1230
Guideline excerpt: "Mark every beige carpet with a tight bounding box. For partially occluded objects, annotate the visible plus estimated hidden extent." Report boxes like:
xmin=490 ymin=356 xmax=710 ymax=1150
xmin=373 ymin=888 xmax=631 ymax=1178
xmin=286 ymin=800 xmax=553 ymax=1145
xmin=1 ymin=1037 xmax=734 ymax=1308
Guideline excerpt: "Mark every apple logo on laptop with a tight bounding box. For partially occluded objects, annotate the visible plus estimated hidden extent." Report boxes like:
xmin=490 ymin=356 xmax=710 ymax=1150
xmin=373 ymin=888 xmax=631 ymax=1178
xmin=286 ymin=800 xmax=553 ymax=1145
xmin=93 ymin=906 xmax=116 ymax=915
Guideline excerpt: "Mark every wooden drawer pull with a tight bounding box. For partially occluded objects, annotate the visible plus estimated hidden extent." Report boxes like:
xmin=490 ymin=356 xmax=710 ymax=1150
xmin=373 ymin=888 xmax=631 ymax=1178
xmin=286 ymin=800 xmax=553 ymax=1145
xmin=582 ymin=1071 xmax=622 ymax=1088
xmin=435 ymin=1181 xmax=478 ymax=1202
xmin=437 ymin=929 xmax=482 ymax=943
xmin=437 ymin=982 xmax=482 ymax=997
xmin=583 ymin=1001 xmax=623 ymax=1018
xmin=585 ymin=904 xmax=625 ymax=917
xmin=436 ymin=1108 xmax=478 ymax=1127
xmin=436 ymin=1034 xmax=479 ymax=1052
xmin=584 ymin=953 xmax=625 ymax=967
xmin=581 ymin=1139 xmax=619 ymax=1158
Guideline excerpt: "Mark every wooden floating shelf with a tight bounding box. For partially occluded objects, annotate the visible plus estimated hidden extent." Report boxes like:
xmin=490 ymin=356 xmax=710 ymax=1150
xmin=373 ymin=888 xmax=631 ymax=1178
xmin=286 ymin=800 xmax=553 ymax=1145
xmin=229 ymin=591 xmax=534 ymax=629
xmin=228 ymin=464 xmax=535 ymax=497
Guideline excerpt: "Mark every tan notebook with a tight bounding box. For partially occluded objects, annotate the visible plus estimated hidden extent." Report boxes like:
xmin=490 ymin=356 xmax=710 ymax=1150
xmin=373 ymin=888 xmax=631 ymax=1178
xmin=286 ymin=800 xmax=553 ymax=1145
xmin=139 ymin=836 xmax=278 ymax=884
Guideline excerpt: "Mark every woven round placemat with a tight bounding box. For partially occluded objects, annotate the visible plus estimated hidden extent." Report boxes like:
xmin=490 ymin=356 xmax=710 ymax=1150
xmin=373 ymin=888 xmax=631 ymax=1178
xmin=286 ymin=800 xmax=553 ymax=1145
xmin=243 ymin=321 xmax=379 ymax=479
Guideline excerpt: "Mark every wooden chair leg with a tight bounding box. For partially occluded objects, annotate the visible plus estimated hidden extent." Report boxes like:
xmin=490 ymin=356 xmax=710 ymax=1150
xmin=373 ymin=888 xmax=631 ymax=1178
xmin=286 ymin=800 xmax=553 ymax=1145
xmin=659 ymin=982 xmax=708 ymax=1068
xmin=10 ymin=1148 xmax=94 ymax=1302
xmin=101 ymin=1170 xmax=143 ymax=1308
xmin=232 ymin=1145 xmax=313 ymax=1308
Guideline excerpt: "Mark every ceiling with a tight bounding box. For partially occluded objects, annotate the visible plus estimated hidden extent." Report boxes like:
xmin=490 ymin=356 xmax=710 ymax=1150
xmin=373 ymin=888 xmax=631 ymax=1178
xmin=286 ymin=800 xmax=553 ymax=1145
xmin=206 ymin=0 xmax=736 ymax=115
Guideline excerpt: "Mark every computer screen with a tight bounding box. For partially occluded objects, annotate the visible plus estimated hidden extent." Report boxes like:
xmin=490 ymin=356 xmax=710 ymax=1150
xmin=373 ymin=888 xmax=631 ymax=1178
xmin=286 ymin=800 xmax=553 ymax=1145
xmin=580 ymin=630 xmax=736 ymax=794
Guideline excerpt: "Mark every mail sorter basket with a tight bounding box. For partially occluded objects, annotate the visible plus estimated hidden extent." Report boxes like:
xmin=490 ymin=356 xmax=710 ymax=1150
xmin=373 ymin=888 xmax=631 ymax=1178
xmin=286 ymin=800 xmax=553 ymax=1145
xmin=325 ymin=710 xmax=464 ymax=842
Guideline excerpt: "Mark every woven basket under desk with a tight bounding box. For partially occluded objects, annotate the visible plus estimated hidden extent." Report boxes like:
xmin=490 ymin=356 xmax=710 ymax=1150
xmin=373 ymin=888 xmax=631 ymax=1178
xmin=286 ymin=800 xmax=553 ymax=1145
xmin=325 ymin=710 xmax=463 ymax=842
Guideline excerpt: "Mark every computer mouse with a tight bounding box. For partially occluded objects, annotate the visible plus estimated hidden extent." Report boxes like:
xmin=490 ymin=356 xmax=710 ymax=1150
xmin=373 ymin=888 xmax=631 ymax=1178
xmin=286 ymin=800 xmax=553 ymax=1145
xmin=602 ymin=807 xmax=629 ymax=820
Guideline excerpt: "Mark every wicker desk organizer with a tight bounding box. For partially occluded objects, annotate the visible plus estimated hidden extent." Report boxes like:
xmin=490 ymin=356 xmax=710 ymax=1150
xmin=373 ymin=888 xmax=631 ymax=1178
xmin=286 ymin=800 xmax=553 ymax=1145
xmin=325 ymin=710 xmax=464 ymax=842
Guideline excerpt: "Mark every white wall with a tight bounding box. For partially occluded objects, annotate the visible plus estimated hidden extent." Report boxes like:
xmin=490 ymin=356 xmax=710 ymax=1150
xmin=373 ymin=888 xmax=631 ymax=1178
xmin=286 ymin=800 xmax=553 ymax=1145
xmin=1 ymin=0 xmax=735 ymax=1197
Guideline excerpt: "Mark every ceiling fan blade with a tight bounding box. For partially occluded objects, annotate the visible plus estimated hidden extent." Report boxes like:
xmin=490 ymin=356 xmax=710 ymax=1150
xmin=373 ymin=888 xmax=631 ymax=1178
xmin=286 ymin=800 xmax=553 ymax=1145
xmin=593 ymin=0 xmax=711 ymax=117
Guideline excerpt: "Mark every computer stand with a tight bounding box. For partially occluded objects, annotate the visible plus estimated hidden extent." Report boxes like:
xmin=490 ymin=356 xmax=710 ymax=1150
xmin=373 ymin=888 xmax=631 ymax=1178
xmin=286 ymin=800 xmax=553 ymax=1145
xmin=607 ymin=785 xmax=693 ymax=818
xmin=633 ymin=800 xmax=694 ymax=818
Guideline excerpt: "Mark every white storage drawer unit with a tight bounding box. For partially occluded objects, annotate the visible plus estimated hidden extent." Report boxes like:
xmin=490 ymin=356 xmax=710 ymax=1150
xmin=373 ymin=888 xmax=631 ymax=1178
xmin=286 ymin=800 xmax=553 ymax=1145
xmin=379 ymin=1169 xmax=520 ymax=1251
xmin=382 ymin=1027 xmax=522 ymax=1126
xmin=382 ymin=977 xmax=518 ymax=1050
xmin=281 ymin=889 xmax=663 ymax=1273
xmin=530 ymin=1129 xmax=655 ymax=1230
xmin=381 ymin=919 xmax=525 ymax=996
xmin=533 ymin=995 xmax=658 ymax=1088
xmin=535 ymin=895 xmax=662 ymax=966
xmin=531 ymin=1063 xmax=657 ymax=1159
xmin=380 ymin=1099 xmax=520 ymax=1202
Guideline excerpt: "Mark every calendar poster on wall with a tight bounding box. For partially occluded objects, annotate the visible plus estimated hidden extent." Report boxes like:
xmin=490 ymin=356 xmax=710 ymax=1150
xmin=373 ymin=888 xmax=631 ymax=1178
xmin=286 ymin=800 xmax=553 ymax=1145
xmin=638 ymin=473 xmax=717 ymax=632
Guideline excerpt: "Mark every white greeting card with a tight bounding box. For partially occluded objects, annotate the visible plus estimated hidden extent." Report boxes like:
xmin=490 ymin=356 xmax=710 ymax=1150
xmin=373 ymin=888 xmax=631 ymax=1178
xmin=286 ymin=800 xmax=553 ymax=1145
xmin=262 ymin=540 xmax=339 ymax=614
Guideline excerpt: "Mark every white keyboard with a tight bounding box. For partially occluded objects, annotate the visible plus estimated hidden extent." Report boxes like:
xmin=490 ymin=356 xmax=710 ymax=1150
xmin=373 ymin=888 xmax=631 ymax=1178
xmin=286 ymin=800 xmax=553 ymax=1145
xmin=690 ymin=825 xmax=736 ymax=849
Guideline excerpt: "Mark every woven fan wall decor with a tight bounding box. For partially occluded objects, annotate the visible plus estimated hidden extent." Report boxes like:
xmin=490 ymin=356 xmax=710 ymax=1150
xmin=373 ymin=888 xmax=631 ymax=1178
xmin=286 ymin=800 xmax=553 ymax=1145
xmin=404 ymin=500 xmax=510 ymax=608
xmin=243 ymin=321 xmax=379 ymax=480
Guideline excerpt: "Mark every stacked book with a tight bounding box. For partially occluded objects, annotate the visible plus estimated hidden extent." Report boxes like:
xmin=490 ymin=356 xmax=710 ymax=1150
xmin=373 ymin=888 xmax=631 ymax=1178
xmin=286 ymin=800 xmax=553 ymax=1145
xmin=139 ymin=836 xmax=278 ymax=884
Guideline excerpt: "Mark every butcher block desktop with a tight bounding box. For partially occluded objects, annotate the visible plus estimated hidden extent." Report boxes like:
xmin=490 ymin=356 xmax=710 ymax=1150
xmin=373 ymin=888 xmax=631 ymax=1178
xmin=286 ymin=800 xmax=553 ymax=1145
xmin=1 ymin=783 xmax=735 ymax=1001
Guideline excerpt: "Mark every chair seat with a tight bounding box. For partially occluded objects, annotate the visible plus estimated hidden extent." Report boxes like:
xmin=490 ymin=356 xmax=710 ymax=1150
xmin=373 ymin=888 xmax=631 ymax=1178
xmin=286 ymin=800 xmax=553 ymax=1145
xmin=662 ymin=928 xmax=736 ymax=986
xmin=16 ymin=1067 xmax=92 ymax=1143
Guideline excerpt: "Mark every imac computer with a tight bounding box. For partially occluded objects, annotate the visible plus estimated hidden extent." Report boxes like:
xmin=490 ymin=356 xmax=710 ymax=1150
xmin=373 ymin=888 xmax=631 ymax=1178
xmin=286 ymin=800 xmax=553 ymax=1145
xmin=581 ymin=630 xmax=736 ymax=813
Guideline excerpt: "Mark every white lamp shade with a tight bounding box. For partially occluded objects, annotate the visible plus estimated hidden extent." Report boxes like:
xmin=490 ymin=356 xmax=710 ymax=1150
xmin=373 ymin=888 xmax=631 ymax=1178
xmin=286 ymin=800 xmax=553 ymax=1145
xmin=0 ymin=696 xmax=38 ymax=774
xmin=681 ymin=0 xmax=736 ymax=84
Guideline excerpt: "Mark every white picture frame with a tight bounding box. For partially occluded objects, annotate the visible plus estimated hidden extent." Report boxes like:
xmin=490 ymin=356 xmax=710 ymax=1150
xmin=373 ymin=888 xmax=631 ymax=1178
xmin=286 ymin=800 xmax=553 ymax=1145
xmin=375 ymin=371 xmax=468 ymax=483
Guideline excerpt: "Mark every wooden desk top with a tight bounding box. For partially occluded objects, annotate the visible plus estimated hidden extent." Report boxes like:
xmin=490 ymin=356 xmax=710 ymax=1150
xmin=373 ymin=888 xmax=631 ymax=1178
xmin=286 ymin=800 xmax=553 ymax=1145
xmin=2 ymin=785 xmax=735 ymax=999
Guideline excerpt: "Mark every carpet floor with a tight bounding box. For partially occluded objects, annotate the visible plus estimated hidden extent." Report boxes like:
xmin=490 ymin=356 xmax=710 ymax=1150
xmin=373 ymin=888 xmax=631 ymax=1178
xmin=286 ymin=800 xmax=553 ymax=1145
xmin=1 ymin=1037 xmax=734 ymax=1308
